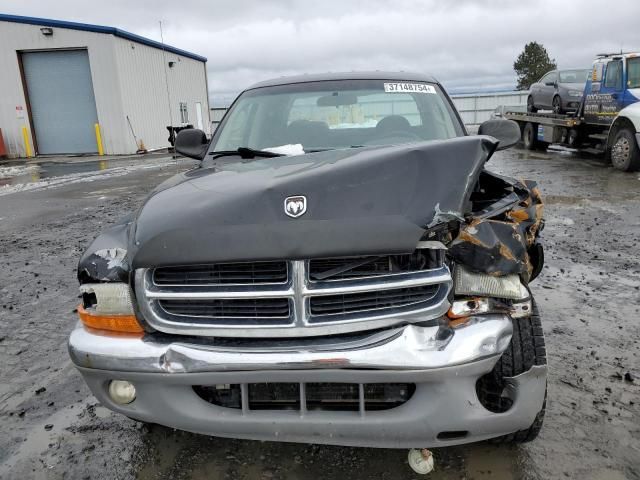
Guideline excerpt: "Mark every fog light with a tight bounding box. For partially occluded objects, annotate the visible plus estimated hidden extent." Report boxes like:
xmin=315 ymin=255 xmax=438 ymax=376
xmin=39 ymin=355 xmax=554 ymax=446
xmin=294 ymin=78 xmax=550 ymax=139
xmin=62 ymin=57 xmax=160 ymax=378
xmin=108 ymin=380 xmax=136 ymax=404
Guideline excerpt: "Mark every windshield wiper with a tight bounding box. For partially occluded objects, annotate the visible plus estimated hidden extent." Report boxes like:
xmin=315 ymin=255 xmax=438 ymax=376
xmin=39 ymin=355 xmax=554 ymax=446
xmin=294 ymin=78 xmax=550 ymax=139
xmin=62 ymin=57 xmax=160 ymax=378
xmin=208 ymin=147 xmax=285 ymax=160
xmin=305 ymin=146 xmax=366 ymax=153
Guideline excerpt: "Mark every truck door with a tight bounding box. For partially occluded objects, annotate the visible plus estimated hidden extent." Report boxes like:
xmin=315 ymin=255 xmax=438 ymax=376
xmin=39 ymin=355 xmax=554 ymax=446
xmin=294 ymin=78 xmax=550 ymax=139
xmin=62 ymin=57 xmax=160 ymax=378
xmin=584 ymin=59 xmax=624 ymax=125
xmin=623 ymin=56 xmax=640 ymax=108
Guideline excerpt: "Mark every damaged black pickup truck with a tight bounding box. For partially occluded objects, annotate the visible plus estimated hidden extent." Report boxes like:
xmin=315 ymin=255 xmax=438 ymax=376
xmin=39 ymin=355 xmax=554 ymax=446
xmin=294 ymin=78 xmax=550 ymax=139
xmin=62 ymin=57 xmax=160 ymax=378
xmin=69 ymin=72 xmax=547 ymax=450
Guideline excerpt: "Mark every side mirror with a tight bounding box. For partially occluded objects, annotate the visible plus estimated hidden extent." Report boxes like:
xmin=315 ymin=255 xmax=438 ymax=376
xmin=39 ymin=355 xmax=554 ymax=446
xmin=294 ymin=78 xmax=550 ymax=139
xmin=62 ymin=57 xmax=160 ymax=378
xmin=175 ymin=128 xmax=208 ymax=160
xmin=544 ymin=81 xmax=556 ymax=87
xmin=478 ymin=119 xmax=521 ymax=151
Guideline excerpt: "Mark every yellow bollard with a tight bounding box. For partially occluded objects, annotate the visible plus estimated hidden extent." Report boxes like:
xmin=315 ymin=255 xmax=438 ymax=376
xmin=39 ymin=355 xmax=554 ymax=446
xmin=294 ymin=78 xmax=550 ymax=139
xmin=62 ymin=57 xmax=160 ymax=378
xmin=94 ymin=123 xmax=104 ymax=156
xmin=21 ymin=126 xmax=32 ymax=158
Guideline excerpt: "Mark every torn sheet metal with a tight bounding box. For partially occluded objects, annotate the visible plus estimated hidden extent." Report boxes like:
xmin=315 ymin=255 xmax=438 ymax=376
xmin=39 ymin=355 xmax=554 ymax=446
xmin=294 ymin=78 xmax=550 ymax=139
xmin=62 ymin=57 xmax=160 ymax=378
xmin=78 ymin=216 xmax=132 ymax=283
xmin=448 ymin=175 xmax=544 ymax=279
xmin=129 ymin=137 xmax=497 ymax=268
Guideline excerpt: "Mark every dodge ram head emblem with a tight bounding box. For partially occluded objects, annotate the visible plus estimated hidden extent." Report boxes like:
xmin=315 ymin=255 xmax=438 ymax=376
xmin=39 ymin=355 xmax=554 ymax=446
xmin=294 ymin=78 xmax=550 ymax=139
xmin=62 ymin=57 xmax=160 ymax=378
xmin=284 ymin=195 xmax=307 ymax=218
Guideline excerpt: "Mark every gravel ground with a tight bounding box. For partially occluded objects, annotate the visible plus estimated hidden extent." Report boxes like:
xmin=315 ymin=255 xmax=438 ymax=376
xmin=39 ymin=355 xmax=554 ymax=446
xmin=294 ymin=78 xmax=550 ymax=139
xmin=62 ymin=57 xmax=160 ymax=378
xmin=0 ymin=148 xmax=638 ymax=479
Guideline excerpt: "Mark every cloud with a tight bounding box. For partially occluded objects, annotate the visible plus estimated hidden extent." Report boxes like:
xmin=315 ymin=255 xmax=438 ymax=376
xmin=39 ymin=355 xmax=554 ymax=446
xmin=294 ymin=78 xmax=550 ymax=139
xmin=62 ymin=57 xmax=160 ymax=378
xmin=2 ymin=0 xmax=639 ymax=104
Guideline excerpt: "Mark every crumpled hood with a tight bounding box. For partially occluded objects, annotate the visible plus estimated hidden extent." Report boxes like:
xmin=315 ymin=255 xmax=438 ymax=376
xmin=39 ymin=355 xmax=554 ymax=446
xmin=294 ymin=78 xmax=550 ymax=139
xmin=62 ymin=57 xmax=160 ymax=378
xmin=130 ymin=136 xmax=497 ymax=267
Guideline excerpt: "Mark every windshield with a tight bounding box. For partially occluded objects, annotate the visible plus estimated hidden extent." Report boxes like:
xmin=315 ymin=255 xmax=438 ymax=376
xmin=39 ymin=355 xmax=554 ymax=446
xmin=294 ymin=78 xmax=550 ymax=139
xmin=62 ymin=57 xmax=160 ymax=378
xmin=559 ymin=69 xmax=589 ymax=83
xmin=211 ymin=79 xmax=464 ymax=153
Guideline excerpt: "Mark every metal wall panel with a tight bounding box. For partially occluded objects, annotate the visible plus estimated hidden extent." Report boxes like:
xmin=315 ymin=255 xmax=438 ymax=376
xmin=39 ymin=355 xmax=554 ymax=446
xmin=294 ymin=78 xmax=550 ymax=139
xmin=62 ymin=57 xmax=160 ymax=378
xmin=113 ymin=37 xmax=210 ymax=151
xmin=22 ymin=50 xmax=99 ymax=154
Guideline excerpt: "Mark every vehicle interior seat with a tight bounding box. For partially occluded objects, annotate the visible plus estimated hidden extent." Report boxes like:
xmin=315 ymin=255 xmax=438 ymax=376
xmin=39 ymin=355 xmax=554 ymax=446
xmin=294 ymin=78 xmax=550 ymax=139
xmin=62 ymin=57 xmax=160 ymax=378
xmin=286 ymin=120 xmax=329 ymax=150
xmin=375 ymin=115 xmax=412 ymax=136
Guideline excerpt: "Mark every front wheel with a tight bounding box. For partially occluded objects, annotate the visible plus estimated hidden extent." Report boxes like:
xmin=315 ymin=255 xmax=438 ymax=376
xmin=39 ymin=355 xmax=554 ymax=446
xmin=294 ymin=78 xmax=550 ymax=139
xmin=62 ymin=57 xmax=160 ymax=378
xmin=476 ymin=301 xmax=547 ymax=443
xmin=610 ymin=128 xmax=640 ymax=172
xmin=552 ymin=95 xmax=563 ymax=114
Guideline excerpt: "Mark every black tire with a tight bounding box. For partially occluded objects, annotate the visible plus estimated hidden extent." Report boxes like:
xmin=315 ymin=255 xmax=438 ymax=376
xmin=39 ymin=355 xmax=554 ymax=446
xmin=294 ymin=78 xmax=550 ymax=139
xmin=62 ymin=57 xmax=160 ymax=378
xmin=552 ymin=95 xmax=563 ymax=114
xmin=568 ymin=128 xmax=580 ymax=148
xmin=522 ymin=122 xmax=537 ymax=150
xmin=527 ymin=96 xmax=537 ymax=113
xmin=610 ymin=128 xmax=640 ymax=172
xmin=476 ymin=301 xmax=547 ymax=444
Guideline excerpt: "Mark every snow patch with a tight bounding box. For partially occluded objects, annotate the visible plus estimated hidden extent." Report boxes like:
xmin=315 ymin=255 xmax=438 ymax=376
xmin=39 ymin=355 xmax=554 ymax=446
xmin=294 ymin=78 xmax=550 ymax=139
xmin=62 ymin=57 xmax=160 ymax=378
xmin=0 ymin=165 xmax=38 ymax=178
xmin=0 ymin=159 xmax=175 ymax=197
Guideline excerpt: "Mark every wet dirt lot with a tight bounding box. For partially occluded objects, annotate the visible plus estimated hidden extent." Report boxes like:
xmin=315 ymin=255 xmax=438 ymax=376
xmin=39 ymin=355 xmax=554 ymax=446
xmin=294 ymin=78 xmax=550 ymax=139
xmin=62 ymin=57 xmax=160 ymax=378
xmin=0 ymin=148 xmax=639 ymax=480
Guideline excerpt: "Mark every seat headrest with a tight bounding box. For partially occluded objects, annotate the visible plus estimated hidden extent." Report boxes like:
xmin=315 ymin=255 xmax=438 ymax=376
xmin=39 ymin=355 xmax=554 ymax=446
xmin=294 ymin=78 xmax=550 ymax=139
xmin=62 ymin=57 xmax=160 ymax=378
xmin=376 ymin=115 xmax=411 ymax=132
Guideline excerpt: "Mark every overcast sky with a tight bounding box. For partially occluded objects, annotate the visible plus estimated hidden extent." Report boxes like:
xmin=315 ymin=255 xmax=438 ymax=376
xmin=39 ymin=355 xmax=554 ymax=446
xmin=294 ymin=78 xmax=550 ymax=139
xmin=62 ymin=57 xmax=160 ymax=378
xmin=2 ymin=0 xmax=639 ymax=105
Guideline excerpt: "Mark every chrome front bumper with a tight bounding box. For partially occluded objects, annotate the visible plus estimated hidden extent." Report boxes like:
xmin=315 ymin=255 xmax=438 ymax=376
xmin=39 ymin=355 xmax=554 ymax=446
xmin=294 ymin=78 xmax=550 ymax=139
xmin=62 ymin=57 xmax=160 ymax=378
xmin=69 ymin=315 xmax=511 ymax=373
xmin=69 ymin=315 xmax=547 ymax=448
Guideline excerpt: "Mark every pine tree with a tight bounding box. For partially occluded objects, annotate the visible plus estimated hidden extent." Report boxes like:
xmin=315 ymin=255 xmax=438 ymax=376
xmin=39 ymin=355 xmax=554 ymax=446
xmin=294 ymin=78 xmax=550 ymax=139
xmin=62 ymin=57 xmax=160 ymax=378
xmin=514 ymin=42 xmax=557 ymax=90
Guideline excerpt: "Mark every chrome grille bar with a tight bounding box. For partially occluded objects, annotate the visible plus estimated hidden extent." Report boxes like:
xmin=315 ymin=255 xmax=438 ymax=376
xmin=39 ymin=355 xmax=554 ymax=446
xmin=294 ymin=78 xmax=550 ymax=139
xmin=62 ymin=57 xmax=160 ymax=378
xmin=135 ymin=260 xmax=452 ymax=337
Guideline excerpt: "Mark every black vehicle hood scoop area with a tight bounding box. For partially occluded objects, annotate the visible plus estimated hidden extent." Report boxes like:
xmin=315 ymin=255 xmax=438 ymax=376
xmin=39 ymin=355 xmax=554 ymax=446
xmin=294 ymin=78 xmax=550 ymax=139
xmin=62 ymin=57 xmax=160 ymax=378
xmin=130 ymin=137 xmax=498 ymax=267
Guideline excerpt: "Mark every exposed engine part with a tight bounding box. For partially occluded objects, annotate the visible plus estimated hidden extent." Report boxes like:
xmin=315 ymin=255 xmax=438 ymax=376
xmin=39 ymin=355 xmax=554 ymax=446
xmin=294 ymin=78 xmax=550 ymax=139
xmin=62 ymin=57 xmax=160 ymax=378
xmin=449 ymin=172 xmax=544 ymax=280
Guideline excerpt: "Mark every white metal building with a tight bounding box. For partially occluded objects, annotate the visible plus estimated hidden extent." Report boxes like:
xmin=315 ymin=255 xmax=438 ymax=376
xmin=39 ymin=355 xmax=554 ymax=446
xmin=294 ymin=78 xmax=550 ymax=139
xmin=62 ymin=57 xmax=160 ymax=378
xmin=0 ymin=14 xmax=210 ymax=157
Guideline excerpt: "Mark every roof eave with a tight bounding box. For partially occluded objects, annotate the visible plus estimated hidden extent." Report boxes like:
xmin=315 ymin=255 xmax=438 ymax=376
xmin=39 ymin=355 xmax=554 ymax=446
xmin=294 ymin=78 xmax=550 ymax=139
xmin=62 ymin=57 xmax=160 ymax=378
xmin=0 ymin=13 xmax=207 ymax=63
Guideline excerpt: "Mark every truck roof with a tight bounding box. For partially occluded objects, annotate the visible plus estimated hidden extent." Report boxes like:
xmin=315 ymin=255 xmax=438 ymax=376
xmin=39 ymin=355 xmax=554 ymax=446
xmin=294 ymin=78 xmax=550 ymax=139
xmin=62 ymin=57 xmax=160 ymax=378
xmin=246 ymin=71 xmax=440 ymax=90
xmin=595 ymin=52 xmax=640 ymax=59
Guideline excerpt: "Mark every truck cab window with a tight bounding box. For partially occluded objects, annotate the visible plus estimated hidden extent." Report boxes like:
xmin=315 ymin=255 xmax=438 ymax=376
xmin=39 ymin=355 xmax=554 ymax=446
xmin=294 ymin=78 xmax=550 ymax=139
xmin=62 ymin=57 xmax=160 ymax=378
xmin=627 ymin=57 xmax=640 ymax=89
xmin=212 ymin=80 xmax=463 ymax=152
xmin=604 ymin=60 xmax=622 ymax=89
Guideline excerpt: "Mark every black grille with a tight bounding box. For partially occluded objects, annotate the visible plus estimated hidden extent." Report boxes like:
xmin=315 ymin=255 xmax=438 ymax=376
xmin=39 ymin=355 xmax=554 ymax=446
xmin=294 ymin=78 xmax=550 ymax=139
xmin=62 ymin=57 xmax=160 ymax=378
xmin=159 ymin=298 xmax=291 ymax=321
xmin=249 ymin=383 xmax=300 ymax=410
xmin=309 ymin=252 xmax=442 ymax=281
xmin=309 ymin=284 xmax=440 ymax=317
xmin=193 ymin=382 xmax=415 ymax=412
xmin=153 ymin=262 xmax=288 ymax=285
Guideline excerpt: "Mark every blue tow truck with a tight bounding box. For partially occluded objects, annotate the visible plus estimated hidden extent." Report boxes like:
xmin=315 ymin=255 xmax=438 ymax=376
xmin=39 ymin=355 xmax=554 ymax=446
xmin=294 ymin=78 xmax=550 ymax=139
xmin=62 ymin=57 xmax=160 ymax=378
xmin=505 ymin=52 xmax=640 ymax=171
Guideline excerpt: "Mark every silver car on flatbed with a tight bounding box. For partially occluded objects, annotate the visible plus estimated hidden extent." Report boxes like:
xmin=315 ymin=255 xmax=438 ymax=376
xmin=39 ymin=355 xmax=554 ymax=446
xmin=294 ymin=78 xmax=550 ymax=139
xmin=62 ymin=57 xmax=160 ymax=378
xmin=69 ymin=72 xmax=547 ymax=450
xmin=528 ymin=68 xmax=590 ymax=114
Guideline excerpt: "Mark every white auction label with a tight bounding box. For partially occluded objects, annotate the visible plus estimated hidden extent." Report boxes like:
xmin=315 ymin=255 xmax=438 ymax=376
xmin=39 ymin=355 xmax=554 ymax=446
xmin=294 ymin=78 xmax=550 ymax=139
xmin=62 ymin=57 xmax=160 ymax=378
xmin=383 ymin=83 xmax=436 ymax=94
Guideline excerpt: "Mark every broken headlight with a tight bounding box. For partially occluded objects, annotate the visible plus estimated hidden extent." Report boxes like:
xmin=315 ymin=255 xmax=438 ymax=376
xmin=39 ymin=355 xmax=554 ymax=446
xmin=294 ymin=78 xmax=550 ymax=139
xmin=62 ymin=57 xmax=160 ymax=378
xmin=80 ymin=283 xmax=135 ymax=315
xmin=77 ymin=283 xmax=142 ymax=333
xmin=449 ymin=265 xmax=531 ymax=321
xmin=453 ymin=266 xmax=528 ymax=300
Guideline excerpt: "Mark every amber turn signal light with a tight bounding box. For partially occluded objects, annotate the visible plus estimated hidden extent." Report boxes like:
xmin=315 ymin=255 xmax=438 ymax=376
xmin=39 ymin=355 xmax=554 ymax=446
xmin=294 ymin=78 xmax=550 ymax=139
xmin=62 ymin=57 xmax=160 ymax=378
xmin=77 ymin=305 xmax=144 ymax=333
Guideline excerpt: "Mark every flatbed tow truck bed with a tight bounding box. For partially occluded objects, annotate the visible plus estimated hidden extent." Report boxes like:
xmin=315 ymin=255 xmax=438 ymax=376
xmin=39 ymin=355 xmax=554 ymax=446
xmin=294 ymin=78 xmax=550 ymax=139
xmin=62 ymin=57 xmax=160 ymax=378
xmin=504 ymin=111 xmax=581 ymax=128
xmin=504 ymin=110 xmax=589 ymax=152
xmin=501 ymin=52 xmax=640 ymax=171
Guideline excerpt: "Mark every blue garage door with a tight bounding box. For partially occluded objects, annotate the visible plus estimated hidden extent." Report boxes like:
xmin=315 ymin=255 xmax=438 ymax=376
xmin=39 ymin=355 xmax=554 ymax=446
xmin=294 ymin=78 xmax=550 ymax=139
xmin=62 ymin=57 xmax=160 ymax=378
xmin=22 ymin=50 xmax=99 ymax=154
